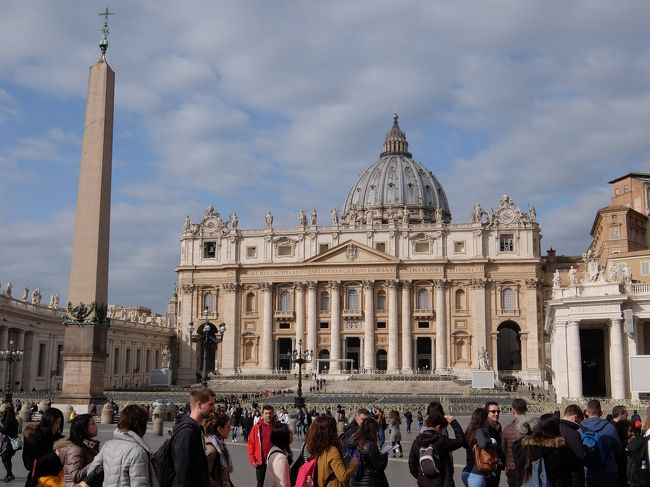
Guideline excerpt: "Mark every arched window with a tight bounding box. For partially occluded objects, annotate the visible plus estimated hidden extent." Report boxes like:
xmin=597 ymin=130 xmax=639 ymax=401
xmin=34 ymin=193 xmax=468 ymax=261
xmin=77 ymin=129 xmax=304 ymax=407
xmin=417 ymin=288 xmax=429 ymax=309
xmin=245 ymin=292 xmax=255 ymax=312
xmin=279 ymin=290 xmax=291 ymax=311
xmin=203 ymin=292 xmax=214 ymax=313
xmin=376 ymin=290 xmax=386 ymax=310
xmin=455 ymin=289 xmax=466 ymax=310
xmin=501 ymin=288 xmax=515 ymax=310
xmin=347 ymin=289 xmax=359 ymax=310
xmin=320 ymin=291 xmax=330 ymax=312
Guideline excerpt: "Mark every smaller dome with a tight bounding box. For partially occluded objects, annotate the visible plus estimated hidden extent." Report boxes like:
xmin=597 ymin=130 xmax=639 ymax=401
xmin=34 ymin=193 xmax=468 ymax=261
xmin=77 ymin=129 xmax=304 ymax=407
xmin=342 ymin=115 xmax=451 ymax=225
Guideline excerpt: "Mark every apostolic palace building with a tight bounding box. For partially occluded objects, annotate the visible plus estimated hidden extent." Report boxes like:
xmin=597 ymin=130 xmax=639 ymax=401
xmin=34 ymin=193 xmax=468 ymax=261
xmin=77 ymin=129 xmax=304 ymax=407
xmin=174 ymin=115 xmax=546 ymax=385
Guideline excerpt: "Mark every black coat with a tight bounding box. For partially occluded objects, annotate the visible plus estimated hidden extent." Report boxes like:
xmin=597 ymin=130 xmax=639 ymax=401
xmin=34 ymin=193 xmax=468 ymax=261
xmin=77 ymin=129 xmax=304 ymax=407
xmin=349 ymin=440 xmax=388 ymax=487
xmin=172 ymin=415 xmax=210 ymax=487
xmin=558 ymin=419 xmax=585 ymax=487
xmin=22 ymin=430 xmax=64 ymax=487
xmin=515 ymin=436 xmax=580 ymax=487
xmin=409 ymin=420 xmax=465 ymax=487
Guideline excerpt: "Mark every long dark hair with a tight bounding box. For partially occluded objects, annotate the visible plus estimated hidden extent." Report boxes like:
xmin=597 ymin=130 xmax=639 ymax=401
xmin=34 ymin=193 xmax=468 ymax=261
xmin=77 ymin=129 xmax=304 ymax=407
xmin=2 ymin=406 xmax=16 ymax=424
xmin=36 ymin=408 xmax=64 ymax=440
xmin=69 ymin=414 xmax=94 ymax=446
xmin=270 ymin=422 xmax=293 ymax=463
xmin=465 ymin=408 xmax=488 ymax=445
xmin=355 ymin=417 xmax=379 ymax=448
xmin=305 ymin=415 xmax=339 ymax=457
xmin=523 ymin=414 xmax=562 ymax=482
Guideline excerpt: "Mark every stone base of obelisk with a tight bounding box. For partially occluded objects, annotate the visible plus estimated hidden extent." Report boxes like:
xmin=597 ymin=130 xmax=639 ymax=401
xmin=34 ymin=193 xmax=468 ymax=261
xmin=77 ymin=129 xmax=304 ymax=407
xmin=55 ymin=352 xmax=109 ymax=413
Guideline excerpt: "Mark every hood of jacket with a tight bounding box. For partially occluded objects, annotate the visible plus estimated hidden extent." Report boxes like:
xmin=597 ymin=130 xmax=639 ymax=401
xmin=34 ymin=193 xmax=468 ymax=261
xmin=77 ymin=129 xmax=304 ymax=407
xmin=111 ymin=428 xmax=151 ymax=453
xmin=416 ymin=427 xmax=443 ymax=446
xmin=521 ymin=436 xmax=566 ymax=449
xmin=581 ymin=417 xmax=610 ymax=431
xmin=559 ymin=419 xmax=580 ymax=431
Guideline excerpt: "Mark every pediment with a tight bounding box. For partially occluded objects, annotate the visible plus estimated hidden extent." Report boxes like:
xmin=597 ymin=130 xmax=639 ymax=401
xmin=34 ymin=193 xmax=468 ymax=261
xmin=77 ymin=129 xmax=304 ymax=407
xmin=305 ymin=240 xmax=399 ymax=264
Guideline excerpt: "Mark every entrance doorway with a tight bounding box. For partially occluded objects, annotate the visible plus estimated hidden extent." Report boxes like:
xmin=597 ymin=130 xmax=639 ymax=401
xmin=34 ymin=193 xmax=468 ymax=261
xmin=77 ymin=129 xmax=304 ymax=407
xmin=277 ymin=338 xmax=292 ymax=372
xmin=345 ymin=337 xmax=360 ymax=371
xmin=580 ymin=329 xmax=606 ymax=396
xmin=318 ymin=349 xmax=330 ymax=373
xmin=416 ymin=337 xmax=432 ymax=372
xmin=376 ymin=349 xmax=387 ymax=371
xmin=497 ymin=321 xmax=522 ymax=370
xmin=198 ymin=322 xmax=217 ymax=373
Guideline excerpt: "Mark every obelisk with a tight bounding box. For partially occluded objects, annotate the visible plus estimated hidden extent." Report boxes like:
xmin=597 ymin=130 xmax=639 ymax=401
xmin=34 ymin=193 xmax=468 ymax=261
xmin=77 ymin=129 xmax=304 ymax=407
xmin=58 ymin=11 xmax=114 ymax=411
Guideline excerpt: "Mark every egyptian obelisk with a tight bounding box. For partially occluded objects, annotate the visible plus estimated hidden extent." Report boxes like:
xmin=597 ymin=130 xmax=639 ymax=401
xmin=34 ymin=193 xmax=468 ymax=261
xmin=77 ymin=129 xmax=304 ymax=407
xmin=58 ymin=10 xmax=114 ymax=411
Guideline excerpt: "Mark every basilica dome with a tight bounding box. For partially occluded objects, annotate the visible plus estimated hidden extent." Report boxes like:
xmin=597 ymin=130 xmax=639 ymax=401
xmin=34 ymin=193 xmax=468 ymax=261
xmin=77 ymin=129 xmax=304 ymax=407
xmin=342 ymin=114 xmax=450 ymax=225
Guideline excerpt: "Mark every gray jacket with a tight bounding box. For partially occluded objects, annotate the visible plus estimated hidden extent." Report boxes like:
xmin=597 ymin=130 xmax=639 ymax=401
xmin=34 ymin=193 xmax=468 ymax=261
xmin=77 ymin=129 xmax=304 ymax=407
xmin=86 ymin=429 xmax=159 ymax=487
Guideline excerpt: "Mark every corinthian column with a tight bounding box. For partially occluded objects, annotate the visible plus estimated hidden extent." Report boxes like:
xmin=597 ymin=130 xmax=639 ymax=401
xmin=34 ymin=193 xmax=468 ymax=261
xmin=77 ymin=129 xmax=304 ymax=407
xmin=566 ymin=320 xmax=582 ymax=398
xmin=294 ymin=283 xmax=306 ymax=372
xmin=401 ymin=281 xmax=413 ymax=373
xmin=306 ymin=282 xmax=318 ymax=372
xmin=609 ymin=318 xmax=626 ymax=399
xmin=387 ymin=280 xmax=399 ymax=373
xmin=220 ymin=283 xmax=239 ymax=375
xmin=261 ymin=283 xmax=273 ymax=372
xmin=525 ymin=278 xmax=541 ymax=371
xmin=363 ymin=281 xmax=375 ymax=371
xmin=330 ymin=281 xmax=341 ymax=374
xmin=434 ymin=280 xmax=447 ymax=373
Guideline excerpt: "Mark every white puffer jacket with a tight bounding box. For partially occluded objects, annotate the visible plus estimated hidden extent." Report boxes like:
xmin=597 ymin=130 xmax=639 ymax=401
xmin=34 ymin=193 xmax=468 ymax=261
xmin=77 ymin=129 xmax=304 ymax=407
xmin=85 ymin=429 xmax=159 ymax=487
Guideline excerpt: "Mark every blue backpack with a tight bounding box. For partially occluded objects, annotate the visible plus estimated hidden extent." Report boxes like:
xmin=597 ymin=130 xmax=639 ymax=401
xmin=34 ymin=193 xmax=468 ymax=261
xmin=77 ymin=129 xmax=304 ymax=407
xmin=521 ymin=457 xmax=549 ymax=487
xmin=580 ymin=424 xmax=608 ymax=468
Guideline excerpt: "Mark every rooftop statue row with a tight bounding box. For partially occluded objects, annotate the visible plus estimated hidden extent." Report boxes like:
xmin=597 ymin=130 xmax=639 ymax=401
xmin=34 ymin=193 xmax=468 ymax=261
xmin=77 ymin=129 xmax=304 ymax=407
xmin=0 ymin=280 xmax=60 ymax=308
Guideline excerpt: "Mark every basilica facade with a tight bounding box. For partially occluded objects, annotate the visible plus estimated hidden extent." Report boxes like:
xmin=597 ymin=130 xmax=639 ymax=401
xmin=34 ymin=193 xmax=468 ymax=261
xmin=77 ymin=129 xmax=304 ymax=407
xmin=175 ymin=116 xmax=546 ymax=384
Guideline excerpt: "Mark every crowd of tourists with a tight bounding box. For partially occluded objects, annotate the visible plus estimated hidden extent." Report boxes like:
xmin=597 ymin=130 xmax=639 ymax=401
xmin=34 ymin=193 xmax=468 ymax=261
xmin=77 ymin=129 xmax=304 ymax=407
xmin=1 ymin=391 xmax=649 ymax=486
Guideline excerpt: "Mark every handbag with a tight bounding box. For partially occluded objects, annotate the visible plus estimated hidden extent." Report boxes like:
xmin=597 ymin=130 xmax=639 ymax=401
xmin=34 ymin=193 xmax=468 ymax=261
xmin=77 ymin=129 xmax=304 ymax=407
xmin=80 ymin=465 xmax=104 ymax=487
xmin=290 ymin=443 xmax=307 ymax=485
xmin=10 ymin=436 xmax=22 ymax=450
xmin=37 ymin=470 xmax=63 ymax=487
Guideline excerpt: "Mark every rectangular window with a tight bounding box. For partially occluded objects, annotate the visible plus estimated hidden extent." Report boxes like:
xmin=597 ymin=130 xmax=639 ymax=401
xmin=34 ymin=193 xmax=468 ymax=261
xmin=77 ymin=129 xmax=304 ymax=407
xmin=246 ymin=246 xmax=257 ymax=258
xmin=37 ymin=343 xmax=46 ymax=377
xmin=418 ymin=321 xmax=429 ymax=329
xmin=319 ymin=243 xmax=329 ymax=253
xmin=125 ymin=349 xmax=131 ymax=373
xmin=375 ymin=242 xmax=386 ymax=252
xmin=612 ymin=227 xmax=621 ymax=238
xmin=135 ymin=349 xmax=141 ymax=373
xmin=279 ymin=322 xmax=291 ymax=330
xmin=376 ymin=322 xmax=387 ymax=329
xmin=500 ymin=234 xmax=514 ymax=252
xmin=114 ymin=348 xmax=120 ymax=374
xmin=414 ymin=242 xmax=430 ymax=253
xmin=641 ymin=261 xmax=650 ymax=276
xmin=146 ymin=349 xmax=151 ymax=371
xmin=203 ymin=241 xmax=216 ymax=258
xmin=56 ymin=344 xmax=64 ymax=376
xmin=278 ymin=245 xmax=292 ymax=256
xmin=320 ymin=322 xmax=329 ymax=329
xmin=454 ymin=241 xmax=465 ymax=253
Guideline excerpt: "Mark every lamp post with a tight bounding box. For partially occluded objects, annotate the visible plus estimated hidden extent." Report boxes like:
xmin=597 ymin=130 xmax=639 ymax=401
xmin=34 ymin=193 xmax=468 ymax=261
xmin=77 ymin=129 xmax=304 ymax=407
xmin=0 ymin=340 xmax=24 ymax=402
xmin=291 ymin=339 xmax=313 ymax=409
xmin=187 ymin=306 xmax=226 ymax=388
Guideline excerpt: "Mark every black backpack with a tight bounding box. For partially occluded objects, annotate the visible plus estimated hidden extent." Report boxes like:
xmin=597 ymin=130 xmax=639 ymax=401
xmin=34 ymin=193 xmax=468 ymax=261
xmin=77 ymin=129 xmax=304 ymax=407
xmin=151 ymin=423 xmax=189 ymax=487
xmin=626 ymin=435 xmax=650 ymax=487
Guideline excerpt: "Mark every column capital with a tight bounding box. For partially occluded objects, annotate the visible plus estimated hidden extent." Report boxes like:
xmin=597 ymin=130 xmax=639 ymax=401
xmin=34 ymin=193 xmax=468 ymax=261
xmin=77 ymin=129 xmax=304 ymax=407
xmin=293 ymin=282 xmax=306 ymax=292
xmin=328 ymin=280 xmax=341 ymax=291
xmin=221 ymin=282 xmax=240 ymax=293
xmin=259 ymin=282 xmax=273 ymax=292
xmin=434 ymin=279 xmax=449 ymax=289
xmin=181 ymin=283 xmax=195 ymax=294
xmin=401 ymin=280 xmax=412 ymax=290
xmin=525 ymin=278 xmax=540 ymax=289
xmin=609 ymin=317 xmax=623 ymax=327
xmin=566 ymin=320 xmax=580 ymax=328
xmin=306 ymin=281 xmax=318 ymax=291
xmin=470 ymin=278 xmax=487 ymax=289
xmin=387 ymin=279 xmax=399 ymax=289
xmin=362 ymin=280 xmax=374 ymax=290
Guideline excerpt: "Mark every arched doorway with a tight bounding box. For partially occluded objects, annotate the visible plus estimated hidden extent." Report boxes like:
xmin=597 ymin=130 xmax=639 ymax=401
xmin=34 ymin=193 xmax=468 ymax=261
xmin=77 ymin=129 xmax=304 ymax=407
xmin=376 ymin=349 xmax=387 ymax=371
xmin=497 ymin=321 xmax=521 ymax=370
xmin=318 ymin=349 xmax=330 ymax=373
xmin=197 ymin=322 xmax=217 ymax=374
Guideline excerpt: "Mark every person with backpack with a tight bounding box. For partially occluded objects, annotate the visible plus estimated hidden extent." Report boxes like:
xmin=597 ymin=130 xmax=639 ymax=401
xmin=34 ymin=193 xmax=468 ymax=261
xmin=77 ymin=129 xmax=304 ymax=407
xmin=204 ymin=412 xmax=234 ymax=487
xmin=263 ymin=423 xmax=293 ymax=487
xmin=303 ymin=415 xmax=359 ymax=487
xmin=408 ymin=410 xmax=464 ymax=487
xmin=85 ymin=404 xmax=157 ymax=487
xmin=516 ymin=413 xmax=579 ymax=487
xmin=350 ymin=417 xmax=388 ymax=487
xmin=462 ymin=408 xmax=498 ymax=487
xmin=630 ymin=410 xmax=642 ymax=437
xmin=501 ymin=398 xmax=528 ymax=487
xmin=626 ymin=405 xmax=650 ymax=487
xmin=558 ymin=404 xmax=586 ymax=487
xmin=580 ymin=399 xmax=622 ymax=487
xmin=172 ymin=387 xmax=216 ymax=486
xmin=248 ymin=404 xmax=276 ymax=487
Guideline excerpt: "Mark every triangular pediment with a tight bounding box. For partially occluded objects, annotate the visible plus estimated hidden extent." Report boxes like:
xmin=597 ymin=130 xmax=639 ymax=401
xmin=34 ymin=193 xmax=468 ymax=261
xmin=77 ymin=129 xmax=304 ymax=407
xmin=306 ymin=239 xmax=399 ymax=264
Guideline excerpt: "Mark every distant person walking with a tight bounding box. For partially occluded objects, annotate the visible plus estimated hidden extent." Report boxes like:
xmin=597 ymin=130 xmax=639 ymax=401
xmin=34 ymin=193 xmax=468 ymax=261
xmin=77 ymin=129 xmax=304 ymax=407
xmin=0 ymin=406 xmax=19 ymax=482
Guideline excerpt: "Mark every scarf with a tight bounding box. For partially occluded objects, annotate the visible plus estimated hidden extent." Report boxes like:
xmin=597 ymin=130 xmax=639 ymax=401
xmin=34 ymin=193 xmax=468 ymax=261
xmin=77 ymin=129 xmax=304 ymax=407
xmin=207 ymin=434 xmax=234 ymax=474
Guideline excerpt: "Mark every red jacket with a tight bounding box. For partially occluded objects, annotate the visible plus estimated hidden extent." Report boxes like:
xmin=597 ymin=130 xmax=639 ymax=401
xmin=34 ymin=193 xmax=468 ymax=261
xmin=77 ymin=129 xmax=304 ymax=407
xmin=247 ymin=420 xmax=274 ymax=466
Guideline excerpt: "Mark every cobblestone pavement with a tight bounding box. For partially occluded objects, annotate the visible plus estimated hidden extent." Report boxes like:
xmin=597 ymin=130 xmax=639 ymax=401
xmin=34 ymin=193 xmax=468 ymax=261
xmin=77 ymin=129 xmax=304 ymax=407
xmin=4 ymin=416 xmax=507 ymax=486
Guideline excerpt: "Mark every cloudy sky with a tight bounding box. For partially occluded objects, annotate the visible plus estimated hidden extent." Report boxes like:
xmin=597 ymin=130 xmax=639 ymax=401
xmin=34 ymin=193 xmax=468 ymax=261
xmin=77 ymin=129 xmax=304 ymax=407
xmin=1 ymin=0 xmax=649 ymax=312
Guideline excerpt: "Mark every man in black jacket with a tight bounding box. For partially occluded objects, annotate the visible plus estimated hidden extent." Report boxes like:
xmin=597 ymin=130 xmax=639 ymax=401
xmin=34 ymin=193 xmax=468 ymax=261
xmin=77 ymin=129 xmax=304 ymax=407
xmin=559 ymin=404 xmax=585 ymax=487
xmin=172 ymin=388 xmax=216 ymax=486
xmin=341 ymin=408 xmax=371 ymax=455
xmin=485 ymin=401 xmax=505 ymax=487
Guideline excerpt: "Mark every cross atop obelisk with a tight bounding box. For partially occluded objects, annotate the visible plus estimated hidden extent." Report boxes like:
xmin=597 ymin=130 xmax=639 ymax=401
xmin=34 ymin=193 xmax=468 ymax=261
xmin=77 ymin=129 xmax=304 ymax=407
xmin=58 ymin=11 xmax=116 ymax=411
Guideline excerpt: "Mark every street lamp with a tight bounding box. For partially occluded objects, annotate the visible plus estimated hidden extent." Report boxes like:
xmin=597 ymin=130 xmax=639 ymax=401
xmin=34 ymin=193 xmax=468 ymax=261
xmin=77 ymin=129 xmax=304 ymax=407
xmin=187 ymin=306 xmax=226 ymax=388
xmin=291 ymin=339 xmax=313 ymax=409
xmin=0 ymin=340 xmax=24 ymax=402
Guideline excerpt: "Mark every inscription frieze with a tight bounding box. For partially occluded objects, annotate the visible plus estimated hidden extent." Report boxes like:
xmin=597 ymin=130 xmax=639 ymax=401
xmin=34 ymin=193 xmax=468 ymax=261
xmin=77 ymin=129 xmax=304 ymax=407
xmin=239 ymin=266 xmax=395 ymax=277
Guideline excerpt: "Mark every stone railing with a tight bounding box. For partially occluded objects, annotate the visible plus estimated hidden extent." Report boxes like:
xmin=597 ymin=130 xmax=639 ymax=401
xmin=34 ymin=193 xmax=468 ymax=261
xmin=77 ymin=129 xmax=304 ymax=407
xmin=630 ymin=283 xmax=650 ymax=295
